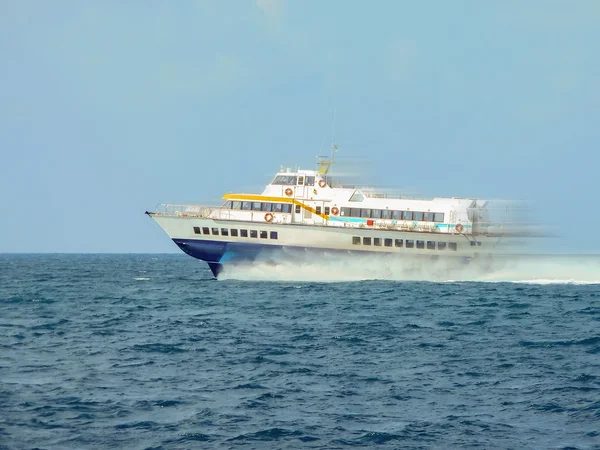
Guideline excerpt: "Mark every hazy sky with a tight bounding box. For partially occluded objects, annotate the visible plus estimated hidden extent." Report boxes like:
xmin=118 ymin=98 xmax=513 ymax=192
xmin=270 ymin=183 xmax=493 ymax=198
xmin=1 ymin=1 xmax=598 ymax=253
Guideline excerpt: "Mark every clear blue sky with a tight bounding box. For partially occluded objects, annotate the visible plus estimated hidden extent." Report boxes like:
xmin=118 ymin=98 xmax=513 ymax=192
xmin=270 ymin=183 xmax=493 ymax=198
xmin=1 ymin=1 xmax=598 ymax=253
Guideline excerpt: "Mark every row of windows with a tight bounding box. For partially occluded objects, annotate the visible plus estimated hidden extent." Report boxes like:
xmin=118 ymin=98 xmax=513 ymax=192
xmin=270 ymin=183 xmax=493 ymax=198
xmin=271 ymin=175 xmax=320 ymax=186
xmin=224 ymin=201 xmax=293 ymax=213
xmin=352 ymin=236 xmax=458 ymax=251
xmin=341 ymin=208 xmax=444 ymax=222
xmin=193 ymin=226 xmax=278 ymax=240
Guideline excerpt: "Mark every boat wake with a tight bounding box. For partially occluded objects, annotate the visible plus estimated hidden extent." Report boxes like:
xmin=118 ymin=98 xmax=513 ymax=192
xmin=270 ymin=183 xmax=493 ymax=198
xmin=218 ymin=254 xmax=600 ymax=284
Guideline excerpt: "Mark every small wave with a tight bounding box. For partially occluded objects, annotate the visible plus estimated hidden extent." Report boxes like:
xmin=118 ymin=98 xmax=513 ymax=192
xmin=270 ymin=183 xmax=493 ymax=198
xmin=134 ymin=277 xmax=151 ymax=281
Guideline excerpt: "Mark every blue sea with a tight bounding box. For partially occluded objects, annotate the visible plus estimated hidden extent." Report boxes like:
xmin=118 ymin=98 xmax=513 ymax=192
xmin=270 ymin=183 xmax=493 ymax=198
xmin=1 ymin=254 xmax=599 ymax=449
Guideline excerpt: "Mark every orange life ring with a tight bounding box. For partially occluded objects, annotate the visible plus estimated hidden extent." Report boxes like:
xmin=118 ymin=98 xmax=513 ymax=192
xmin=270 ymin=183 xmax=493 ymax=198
xmin=264 ymin=213 xmax=274 ymax=222
xmin=318 ymin=179 xmax=327 ymax=188
xmin=331 ymin=207 xmax=339 ymax=216
xmin=455 ymin=223 xmax=464 ymax=233
xmin=285 ymin=188 xmax=293 ymax=196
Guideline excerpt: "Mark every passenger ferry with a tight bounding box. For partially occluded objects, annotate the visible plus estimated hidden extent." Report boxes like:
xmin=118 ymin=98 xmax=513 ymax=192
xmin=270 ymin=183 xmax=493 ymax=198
xmin=146 ymin=151 xmax=495 ymax=277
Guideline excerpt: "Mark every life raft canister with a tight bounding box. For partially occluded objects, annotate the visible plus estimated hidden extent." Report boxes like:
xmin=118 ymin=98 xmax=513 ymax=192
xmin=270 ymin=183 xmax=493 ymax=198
xmin=264 ymin=213 xmax=274 ymax=222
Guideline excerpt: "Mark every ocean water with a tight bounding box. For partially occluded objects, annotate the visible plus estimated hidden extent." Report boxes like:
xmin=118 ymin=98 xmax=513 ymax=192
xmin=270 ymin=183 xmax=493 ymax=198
xmin=1 ymin=254 xmax=599 ymax=449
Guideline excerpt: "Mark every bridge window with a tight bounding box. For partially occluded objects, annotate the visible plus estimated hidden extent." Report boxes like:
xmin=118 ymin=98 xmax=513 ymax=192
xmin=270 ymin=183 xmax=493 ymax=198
xmin=223 ymin=201 xmax=232 ymax=209
xmin=202 ymin=227 xmax=210 ymax=234
xmin=449 ymin=242 xmax=457 ymax=251
xmin=193 ymin=227 xmax=201 ymax=234
xmin=363 ymin=237 xmax=371 ymax=245
xmin=272 ymin=175 xmax=297 ymax=185
xmin=374 ymin=238 xmax=381 ymax=246
xmin=434 ymin=213 xmax=445 ymax=222
xmin=352 ymin=236 xmax=360 ymax=245
xmin=270 ymin=231 xmax=278 ymax=239
xmin=221 ymin=228 xmax=229 ymax=236
xmin=406 ymin=240 xmax=415 ymax=248
xmin=260 ymin=230 xmax=267 ymax=239
xmin=403 ymin=211 xmax=413 ymax=220
xmin=242 ymin=201 xmax=251 ymax=210
xmin=416 ymin=240 xmax=425 ymax=249
xmin=438 ymin=241 xmax=446 ymax=250
xmin=231 ymin=229 xmax=239 ymax=237
xmin=384 ymin=238 xmax=393 ymax=247
xmin=262 ymin=203 xmax=272 ymax=212
xmin=250 ymin=230 xmax=258 ymax=238
xmin=414 ymin=212 xmax=424 ymax=221
xmin=297 ymin=176 xmax=304 ymax=185
xmin=240 ymin=229 xmax=248 ymax=237
xmin=232 ymin=201 xmax=241 ymax=209
xmin=212 ymin=228 xmax=219 ymax=235
xmin=305 ymin=176 xmax=315 ymax=186
xmin=395 ymin=239 xmax=403 ymax=247
xmin=427 ymin=241 xmax=435 ymax=249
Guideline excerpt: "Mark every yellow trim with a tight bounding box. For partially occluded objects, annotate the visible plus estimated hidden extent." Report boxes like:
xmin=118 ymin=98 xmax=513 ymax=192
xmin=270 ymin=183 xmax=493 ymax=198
xmin=222 ymin=193 xmax=330 ymax=220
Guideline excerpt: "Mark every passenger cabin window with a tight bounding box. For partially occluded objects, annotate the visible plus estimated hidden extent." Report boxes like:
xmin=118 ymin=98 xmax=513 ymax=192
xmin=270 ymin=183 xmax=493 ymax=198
xmin=416 ymin=240 xmax=425 ymax=249
xmin=361 ymin=209 xmax=372 ymax=218
xmin=232 ymin=201 xmax=241 ymax=209
xmin=434 ymin=213 xmax=445 ymax=222
xmin=341 ymin=207 xmax=349 ymax=216
xmin=316 ymin=206 xmax=322 ymax=215
xmin=372 ymin=210 xmax=382 ymax=219
xmin=324 ymin=206 xmax=330 ymax=215
xmin=414 ymin=212 xmax=424 ymax=221
xmin=240 ymin=229 xmax=248 ymax=237
xmin=252 ymin=202 xmax=262 ymax=211
xmin=392 ymin=210 xmax=402 ymax=220
xmin=221 ymin=228 xmax=229 ymax=236
xmin=427 ymin=241 xmax=435 ymax=250
xmin=282 ymin=204 xmax=292 ymax=213
xmin=250 ymin=230 xmax=258 ymax=238
xmin=424 ymin=212 xmax=434 ymax=222
xmin=438 ymin=241 xmax=446 ymax=250
xmin=242 ymin=202 xmax=251 ymax=210
xmin=395 ymin=239 xmax=403 ymax=248
xmin=272 ymin=203 xmax=283 ymax=212
xmin=262 ymin=202 xmax=272 ymax=212
xmin=193 ymin=226 xmax=201 ymax=234
xmin=382 ymin=210 xmax=392 ymax=219
xmin=403 ymin=211 xmax=413 ymax=220
xmin=449 ymin=242 xmax=457 ymax=251
xmin=231 ymin=229 xmax=239 ymax=237
xmin=406 ymin=240 xmax=415 ymax=248
xmin=374 ymin=238 xmax=381 ymax=246
xmin=363 ymin=237 xmax=371 ymax=245
xmin=212 ymin=228 xmax=219 ymax=235
xmin=260 ymin=231 xmax=267 ymax=239
xmin=202 ymin=227 xmax=210 ymax=234
xmin=352 ymin=236 xmax=360 ymax=245
xmin=385 ymin=238 xmax=393 ymax=247
xmin=270 ymin=231 xmax=278 ymax=239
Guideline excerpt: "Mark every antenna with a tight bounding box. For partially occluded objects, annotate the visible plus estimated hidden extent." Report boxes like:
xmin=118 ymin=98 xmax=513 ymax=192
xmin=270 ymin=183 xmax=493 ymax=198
xmin=331 ymin=107 xmax=337 ymax=148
